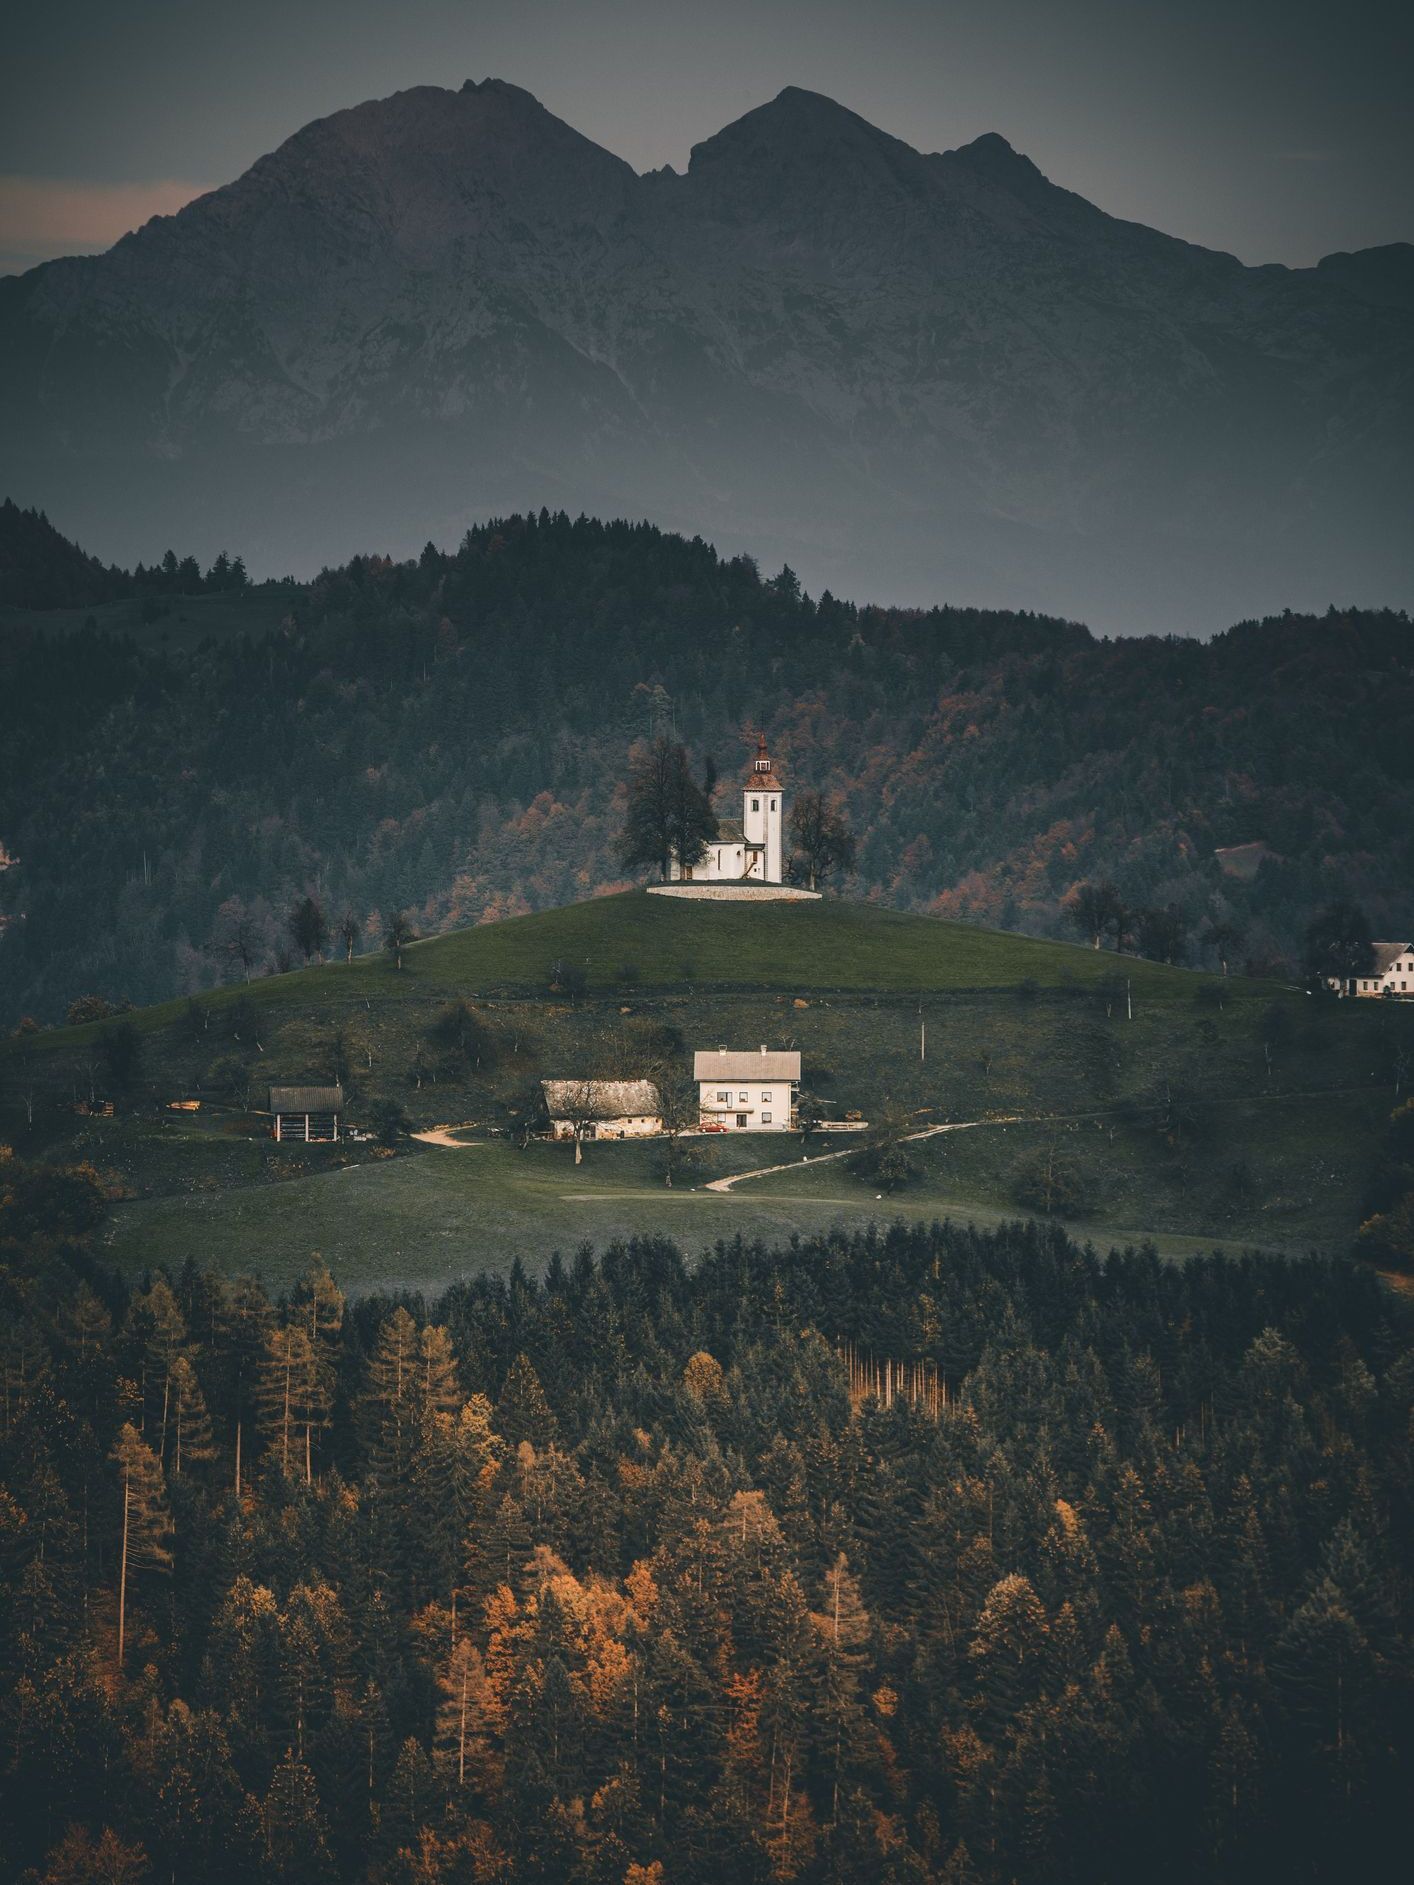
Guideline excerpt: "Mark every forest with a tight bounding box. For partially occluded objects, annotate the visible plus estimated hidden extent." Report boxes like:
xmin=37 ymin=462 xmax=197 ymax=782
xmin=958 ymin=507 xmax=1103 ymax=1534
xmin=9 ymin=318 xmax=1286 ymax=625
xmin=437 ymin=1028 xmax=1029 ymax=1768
xmin=2 ymin=504 xmax=1412 ymax=1025
xmin=1 ymin=1153 xmax=1410 ymax=1883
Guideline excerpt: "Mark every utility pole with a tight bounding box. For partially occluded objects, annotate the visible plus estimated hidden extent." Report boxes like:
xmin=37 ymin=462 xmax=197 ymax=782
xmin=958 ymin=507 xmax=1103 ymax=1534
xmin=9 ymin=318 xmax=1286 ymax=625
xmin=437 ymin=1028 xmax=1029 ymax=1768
xmin=920 ymin=1017 xmax=926 ymax=1062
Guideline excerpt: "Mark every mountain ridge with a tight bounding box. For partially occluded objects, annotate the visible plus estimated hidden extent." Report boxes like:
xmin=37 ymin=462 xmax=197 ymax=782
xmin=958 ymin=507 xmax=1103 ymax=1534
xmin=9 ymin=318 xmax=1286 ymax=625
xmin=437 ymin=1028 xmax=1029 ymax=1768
xmin=2 ymin=78 xmax=1410 ymax=633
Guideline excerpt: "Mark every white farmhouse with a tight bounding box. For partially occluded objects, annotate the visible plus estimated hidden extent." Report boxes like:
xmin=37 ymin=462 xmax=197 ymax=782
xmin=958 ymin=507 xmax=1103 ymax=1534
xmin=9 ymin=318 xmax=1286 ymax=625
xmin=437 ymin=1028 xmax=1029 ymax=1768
xmin=670 ymin=733 xmax=785 ymax=884
xmin=542 ymin=1079 xmax=663 ymax=1141
xmin=695 ymin=1046 xmax=800 ymax=1131
xmin=1328 ymin=942 xmax=1414 ymax=999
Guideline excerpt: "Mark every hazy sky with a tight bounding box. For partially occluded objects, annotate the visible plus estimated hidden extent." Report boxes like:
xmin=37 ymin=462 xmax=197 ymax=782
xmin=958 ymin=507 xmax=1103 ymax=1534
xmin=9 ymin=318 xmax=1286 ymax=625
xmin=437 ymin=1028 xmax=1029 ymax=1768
xmin=2 ymin=0 xmax=1410 ymax=275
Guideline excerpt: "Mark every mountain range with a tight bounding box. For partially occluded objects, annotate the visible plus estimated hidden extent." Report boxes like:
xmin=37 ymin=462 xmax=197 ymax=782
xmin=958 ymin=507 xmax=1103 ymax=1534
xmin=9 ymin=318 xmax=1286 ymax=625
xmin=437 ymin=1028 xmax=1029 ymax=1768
xmin=2 ymin=78 xmax=1411 ymax=632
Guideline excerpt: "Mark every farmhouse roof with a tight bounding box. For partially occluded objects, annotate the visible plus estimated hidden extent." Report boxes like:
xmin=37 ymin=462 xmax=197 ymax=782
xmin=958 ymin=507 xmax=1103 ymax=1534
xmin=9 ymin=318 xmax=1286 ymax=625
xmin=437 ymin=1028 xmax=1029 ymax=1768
xmin=541 ymin=1079 xmax=662 ymax=1120
xmin=269 ymin=1085 xmax=344 ymax=1113
xmin=1371 ymin=942 xmax=1412 ymax=976
xmin=694 ymin=1047 xmax=801 ymax=1082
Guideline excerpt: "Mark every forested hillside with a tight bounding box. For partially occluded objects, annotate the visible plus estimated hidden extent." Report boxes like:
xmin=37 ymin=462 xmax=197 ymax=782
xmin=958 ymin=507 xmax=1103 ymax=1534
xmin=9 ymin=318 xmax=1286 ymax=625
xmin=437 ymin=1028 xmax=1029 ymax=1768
xmin=2 ymin=1169 xmax=1409 ymax=1883
xmin=2 ymin=507 xmax=1411 ymax=1023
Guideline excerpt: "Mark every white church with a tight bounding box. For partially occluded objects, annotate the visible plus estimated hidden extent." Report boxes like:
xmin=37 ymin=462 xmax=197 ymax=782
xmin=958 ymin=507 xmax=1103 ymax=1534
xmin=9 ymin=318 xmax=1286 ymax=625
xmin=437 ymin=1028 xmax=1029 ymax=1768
xmin=670 ymin=734 xmax=785 ymax=883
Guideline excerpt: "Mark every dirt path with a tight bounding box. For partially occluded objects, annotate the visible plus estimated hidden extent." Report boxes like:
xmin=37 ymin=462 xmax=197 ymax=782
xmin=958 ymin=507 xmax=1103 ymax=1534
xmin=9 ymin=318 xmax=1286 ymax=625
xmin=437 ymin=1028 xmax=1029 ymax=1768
xmin=411 ymin=1124 xmax=485 ymax=1148
xmin=703 ymin=1114 xmax=1024 ymax=1191
xmin=705 ymin=1084 xmax=1381 ymax=1194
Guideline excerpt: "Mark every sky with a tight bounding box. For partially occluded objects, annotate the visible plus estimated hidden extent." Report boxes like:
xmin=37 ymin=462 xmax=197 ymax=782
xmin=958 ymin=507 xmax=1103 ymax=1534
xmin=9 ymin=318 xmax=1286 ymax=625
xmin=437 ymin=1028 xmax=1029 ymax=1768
xmin=1 ymin=0 xmax=1411 ymax=276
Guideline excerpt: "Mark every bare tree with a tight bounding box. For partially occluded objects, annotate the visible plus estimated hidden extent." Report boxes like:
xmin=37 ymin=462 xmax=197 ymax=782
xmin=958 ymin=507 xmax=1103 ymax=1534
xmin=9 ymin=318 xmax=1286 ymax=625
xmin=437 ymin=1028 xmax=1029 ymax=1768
xmin=338 ymin=909 xmax=361 ymax=964
xmin=1201 ymin=918 xmax=1245 ymax=976
xmin=789 ymin=789 xmax=856 ymax=891
xmin=652 ymin=1061 xmax=701 ymax=1187
xmin=213 ymin=897 xmax=261 ymax=983
xmin=384 ymin=910 xmax=417 ymax=970
xmin=556 ymin=1079 xmax=601 ymax=1166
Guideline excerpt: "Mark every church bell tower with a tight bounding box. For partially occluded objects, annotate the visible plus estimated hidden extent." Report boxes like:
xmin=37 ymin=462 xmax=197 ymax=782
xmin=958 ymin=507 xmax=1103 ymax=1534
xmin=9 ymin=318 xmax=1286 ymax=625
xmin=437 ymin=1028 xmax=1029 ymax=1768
xmin=742 ymin=733 xmax=784 ymax=883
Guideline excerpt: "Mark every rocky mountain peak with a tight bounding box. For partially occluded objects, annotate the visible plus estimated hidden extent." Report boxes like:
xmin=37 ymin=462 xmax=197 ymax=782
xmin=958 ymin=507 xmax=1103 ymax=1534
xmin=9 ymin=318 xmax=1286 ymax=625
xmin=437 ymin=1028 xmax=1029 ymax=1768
xmin=0 ymin=78 xmax=1408 ymax=634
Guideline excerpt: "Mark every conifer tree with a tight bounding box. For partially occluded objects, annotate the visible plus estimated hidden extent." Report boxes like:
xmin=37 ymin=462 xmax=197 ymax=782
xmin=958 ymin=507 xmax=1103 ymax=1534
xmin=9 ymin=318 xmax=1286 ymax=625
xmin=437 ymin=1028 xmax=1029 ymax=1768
xmin=110 ymin=1421 xmax=173 ymax=1666
xmin=495 ymin=1353 xmax=557 ymax=1450
xmin=168 ymin=1352 xmax=217 ymax=1477
xmin=435 ymin=1636 xmax=494 ymax=1793
xmin=128 ymin=1276 xmax=190 ymax=1464
xmin=262 ymin=1747 xmax=335 ymax=1882
xmin=210 ymin=1274 xmax=272 ymax=1496
xmin=255 ymin=1325 xmax=323 ymax=1479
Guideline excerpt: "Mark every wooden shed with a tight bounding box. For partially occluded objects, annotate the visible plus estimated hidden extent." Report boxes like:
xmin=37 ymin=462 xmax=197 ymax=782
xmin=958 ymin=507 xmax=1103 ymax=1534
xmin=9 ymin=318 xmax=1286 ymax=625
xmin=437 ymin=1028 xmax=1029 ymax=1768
xmin=269 ymin=1084 xmax=344 ymax=1143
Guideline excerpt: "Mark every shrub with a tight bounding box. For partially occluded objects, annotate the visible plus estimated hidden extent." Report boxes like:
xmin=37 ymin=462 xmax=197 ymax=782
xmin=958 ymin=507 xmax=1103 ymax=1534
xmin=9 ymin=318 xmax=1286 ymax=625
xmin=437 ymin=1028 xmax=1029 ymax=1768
xmin=1011 ymin=1146 xmax=1098 ymax=1218
xmin=368 ymin=1097 xmax=411 ymax=1147
xmin=65 ymin=994 xmax=114 ymax=1027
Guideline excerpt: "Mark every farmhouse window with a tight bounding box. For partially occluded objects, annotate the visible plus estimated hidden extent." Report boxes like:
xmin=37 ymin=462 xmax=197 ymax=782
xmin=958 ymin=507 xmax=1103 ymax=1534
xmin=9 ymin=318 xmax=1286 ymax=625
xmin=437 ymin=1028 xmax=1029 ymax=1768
xmin=762 ymin=1112 xmax=772 ymax=1124
xmin=736 ymin=1114 xmax=748 ymax=1128
xmin=761 ymin=1092 xmax=771 ymax=1102
xmin=717 ymin=1090 xmax=729 ymax=1102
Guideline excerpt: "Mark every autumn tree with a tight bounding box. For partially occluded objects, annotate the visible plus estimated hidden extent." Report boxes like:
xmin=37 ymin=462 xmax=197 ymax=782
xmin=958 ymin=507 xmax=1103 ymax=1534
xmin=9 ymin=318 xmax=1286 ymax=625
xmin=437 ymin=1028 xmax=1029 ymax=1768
xmin=111 ymin=1422 xmax=173 ymax=1666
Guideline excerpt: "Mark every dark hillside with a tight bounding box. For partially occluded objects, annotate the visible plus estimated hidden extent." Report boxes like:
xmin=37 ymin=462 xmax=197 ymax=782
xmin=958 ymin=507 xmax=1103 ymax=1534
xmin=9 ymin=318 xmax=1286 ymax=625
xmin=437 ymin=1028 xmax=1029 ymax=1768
xmin=1 ymin=510 xmax=1410 ymax=1024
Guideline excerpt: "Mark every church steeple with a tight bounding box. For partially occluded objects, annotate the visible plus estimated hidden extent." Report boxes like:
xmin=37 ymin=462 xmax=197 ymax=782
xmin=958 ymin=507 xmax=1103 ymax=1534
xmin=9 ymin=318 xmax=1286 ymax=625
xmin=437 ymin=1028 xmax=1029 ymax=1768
xmin=742 ymin=730 xmax=784 ymax=883
xmin=747 ymin=731 xmax=780 ymax=789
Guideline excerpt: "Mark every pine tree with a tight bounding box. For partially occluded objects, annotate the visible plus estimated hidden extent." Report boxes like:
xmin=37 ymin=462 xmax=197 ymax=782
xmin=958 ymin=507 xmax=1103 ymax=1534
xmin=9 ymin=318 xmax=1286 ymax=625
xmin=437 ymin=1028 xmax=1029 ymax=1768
xmin=127 ymin=1276 xmax=190 ymax=1465
xmin=110 ymin=1421 xmax=173 ymax=1666
xmin=496 ymin=1353 xmax=557 ymax=1450
xmin=262 ymin=1747 xmax=335 ymax=1882
xmin=968 ymin=1573 xmax=1049 ymax=1740
xmin=435 ymin=1636 xmax=495 ymax=1793
xmin=255 ymin=1325 xmax=322 ymax=1479
xmin=213 ymin=1273 xmax=273 ymax=1496
xmin=168 ymin=1353 xmax=216 ymax=1476
xmin=290 ymin=1257 xmax=344 ymax=1478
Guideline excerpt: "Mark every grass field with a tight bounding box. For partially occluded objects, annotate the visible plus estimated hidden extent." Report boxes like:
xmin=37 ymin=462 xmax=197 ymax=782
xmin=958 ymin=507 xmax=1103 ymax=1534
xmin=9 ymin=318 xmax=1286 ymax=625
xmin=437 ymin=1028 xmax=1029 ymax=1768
xmin=7 ymin=893 xmax=1410 ymax=1289
xmin=3 ymin=894 xmax=1264 ymax=1068
xmin=102 ymin=1130 xmax=1305 ymax=1299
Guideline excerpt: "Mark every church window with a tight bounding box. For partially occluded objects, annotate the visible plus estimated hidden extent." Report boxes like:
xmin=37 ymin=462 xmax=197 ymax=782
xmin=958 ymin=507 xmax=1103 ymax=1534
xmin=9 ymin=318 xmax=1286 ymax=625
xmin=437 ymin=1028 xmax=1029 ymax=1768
xmin=751 ymin=798 xmax=759 ymax=811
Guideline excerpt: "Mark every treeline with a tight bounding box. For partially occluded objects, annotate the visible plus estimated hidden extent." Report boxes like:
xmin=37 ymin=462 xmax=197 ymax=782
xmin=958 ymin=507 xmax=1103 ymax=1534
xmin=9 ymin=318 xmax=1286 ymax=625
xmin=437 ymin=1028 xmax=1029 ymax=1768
xmin=2 ymin=507 xmax=1412 ymax=1022
xmin=0 ymin=497 xmax=251 ymax=611
xmin=1 ymin=1160 xmax=1410 ymax=1881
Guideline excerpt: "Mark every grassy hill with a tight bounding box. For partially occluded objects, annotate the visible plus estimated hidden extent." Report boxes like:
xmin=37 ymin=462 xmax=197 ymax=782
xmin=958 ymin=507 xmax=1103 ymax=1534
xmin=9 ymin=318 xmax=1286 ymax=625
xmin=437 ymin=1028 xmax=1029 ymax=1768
xmin=13 ymin=888 xmax=1234 ymax=1037
xmin=4 ymin=893 xmax=1409 ymax=1290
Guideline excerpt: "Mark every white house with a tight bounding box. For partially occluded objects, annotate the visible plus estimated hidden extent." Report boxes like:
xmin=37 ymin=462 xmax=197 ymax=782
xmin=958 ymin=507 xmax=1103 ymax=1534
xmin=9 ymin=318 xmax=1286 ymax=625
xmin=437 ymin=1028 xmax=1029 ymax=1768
xmin=542 ymin=1079 xmax=663 ymax=1141
xmin=1328 ymin=942 xmax=1414 ymax=999
xmin=695 ymin=1046 xmax=800 ymax=1131
xmin=670 ymin=734 xmax=785 ymax=884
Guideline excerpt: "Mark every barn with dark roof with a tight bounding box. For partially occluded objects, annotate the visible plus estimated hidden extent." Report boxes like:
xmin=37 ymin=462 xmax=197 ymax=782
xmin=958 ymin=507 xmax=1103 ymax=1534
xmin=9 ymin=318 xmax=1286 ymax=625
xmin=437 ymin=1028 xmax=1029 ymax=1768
xmin=269 ymin=1084 xmax=344 ymax=1143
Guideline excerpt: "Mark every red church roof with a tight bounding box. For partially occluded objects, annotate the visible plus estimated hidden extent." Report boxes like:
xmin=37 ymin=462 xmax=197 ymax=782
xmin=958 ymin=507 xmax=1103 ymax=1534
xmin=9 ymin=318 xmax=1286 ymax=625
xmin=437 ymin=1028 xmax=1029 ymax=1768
xmin=745 ymin=732 xmax=781 ymax=788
